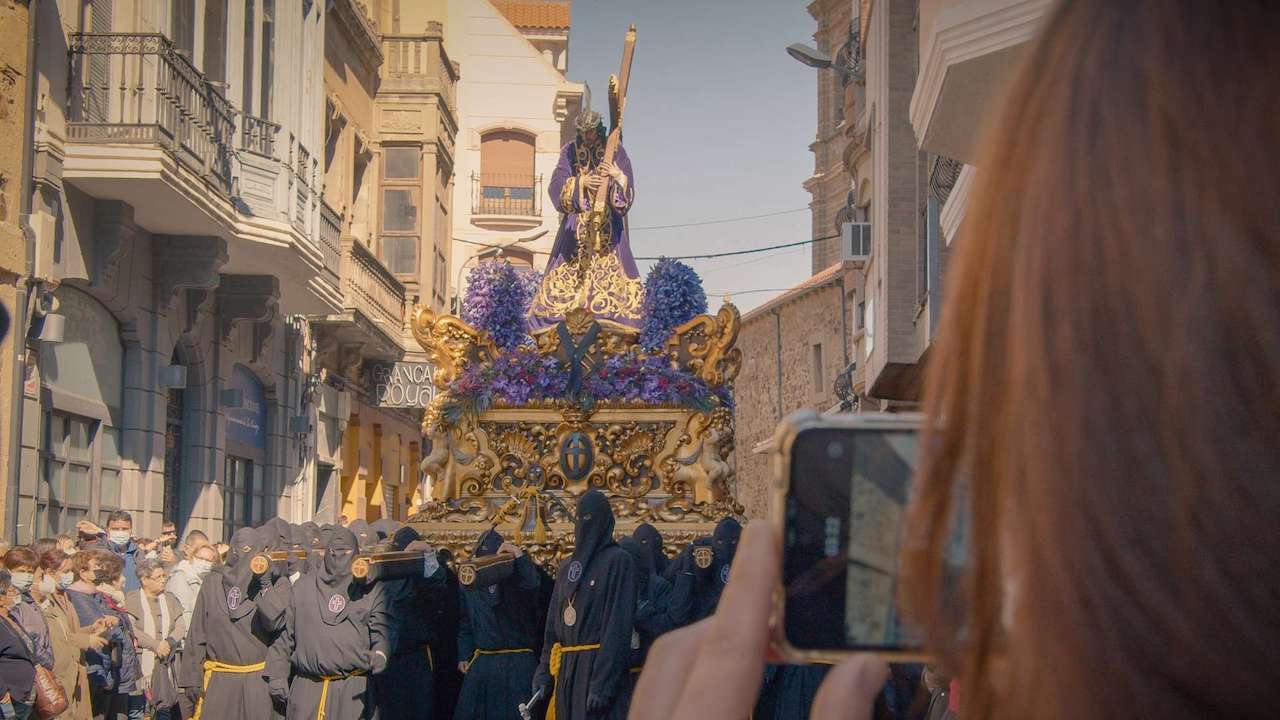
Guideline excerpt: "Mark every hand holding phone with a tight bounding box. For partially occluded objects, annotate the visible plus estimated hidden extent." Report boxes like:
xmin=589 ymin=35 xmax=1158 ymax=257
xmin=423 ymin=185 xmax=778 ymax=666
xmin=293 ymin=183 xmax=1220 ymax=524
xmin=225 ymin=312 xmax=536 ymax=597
xmin=771 ymin=411 xmax=929 ymax=664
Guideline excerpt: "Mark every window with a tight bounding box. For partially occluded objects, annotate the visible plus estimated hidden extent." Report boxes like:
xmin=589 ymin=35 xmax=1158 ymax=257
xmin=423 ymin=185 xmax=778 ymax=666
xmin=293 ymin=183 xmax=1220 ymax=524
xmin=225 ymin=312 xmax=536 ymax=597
xmin=223 ymin=456 xmax=266 ymax=541
xmin=381 ymin=145 xmax=422 ymax=278
xmin=382 ymin=188 xmax=419 ymax=232
xmin=478 ymin=131 xmax=536 ymax=215
xmin=173 ymin=0 xmax=196 ymax=59
xmin=202 ymin=0 xmax=227 ymax=84
xmin=433 ymin=245 xmax=447 ymax=307
xmin=260 ymin=0 xmax=275 ymax=119
xmin=384 ymin=237 xmax=418 ymax=276
xmin=241 ymin=0 xmax=255 ymax=114
xmin=383 ymin=147 xmax=420 ymax=180
xmin=37 ymin=413 xmax=122 ymax=537
xmin=865 ymin=298 xmax=875 ymax=358
xmin=812 ymin=343 xmax=825 ymax=396
xmin=856 ymin=301 xmax=866 ymax=331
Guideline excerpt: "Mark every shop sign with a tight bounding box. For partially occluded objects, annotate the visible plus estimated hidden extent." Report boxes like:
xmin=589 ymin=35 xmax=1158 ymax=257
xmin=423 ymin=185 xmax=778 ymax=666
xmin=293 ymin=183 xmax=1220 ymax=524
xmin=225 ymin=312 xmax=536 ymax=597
xmin=226 ymin=365 xmax=267 ymax=448
xmin=367 ymin=362 xmax=436 ymax=408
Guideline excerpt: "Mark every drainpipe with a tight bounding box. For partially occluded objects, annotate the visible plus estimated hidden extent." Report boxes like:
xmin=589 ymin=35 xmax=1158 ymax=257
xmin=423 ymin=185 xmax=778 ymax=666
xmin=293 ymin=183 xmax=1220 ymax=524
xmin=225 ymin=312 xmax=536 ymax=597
xmin=7 ymin=0 xmax=41 ymax=540
xmin=773 ymin=309 xmax=783 ymax=422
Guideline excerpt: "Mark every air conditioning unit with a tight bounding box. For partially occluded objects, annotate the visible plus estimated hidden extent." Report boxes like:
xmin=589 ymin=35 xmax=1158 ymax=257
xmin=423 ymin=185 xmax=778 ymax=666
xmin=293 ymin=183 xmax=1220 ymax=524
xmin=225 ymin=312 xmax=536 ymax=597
xmin=841 ymin=222 xmax=872 ymax=261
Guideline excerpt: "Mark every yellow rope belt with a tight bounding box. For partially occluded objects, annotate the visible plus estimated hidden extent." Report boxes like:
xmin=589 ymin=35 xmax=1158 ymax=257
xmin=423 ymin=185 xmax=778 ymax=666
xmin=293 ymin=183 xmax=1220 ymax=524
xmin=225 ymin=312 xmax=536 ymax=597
xmin=313 ymin=669 xmax=366 ymax=720
xmin=466 ymin=646 xmax=533 ymax=670
xmin=546 ymin=642 xmax=601 ymax=720
xmin=192 ymin=660 xmax=266 ymax=720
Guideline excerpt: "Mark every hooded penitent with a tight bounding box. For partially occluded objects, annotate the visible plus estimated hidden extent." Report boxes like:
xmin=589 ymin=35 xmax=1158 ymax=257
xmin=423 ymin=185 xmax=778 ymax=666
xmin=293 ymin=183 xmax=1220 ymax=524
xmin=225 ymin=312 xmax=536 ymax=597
xmin=346 ymin=520 xmax=376 ymax=550
xmin=564 ymin=490 xmax=615 ymax=597
xmin=472 ymin=528 xmax=504 ymax=606
xmin=618 ymin=537 xmax=652 ymax=596
xmin=631 ymin=523 xmax=668 ymax=577
xmin=317 ymin=527 xmax=358 ymax=626
xmin=711 ymin=517 xmax=742 ymax=586
xmin=222 ymin=527 xmax=268 ymax=620
xmin=287 ymin=524 xmax=310 ymax=575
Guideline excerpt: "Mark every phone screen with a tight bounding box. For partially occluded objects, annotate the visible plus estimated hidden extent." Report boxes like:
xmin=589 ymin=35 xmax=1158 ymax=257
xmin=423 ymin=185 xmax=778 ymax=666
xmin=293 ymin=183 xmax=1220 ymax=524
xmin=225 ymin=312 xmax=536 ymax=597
xmin=783 ymin=424 xmax=921 ymax=651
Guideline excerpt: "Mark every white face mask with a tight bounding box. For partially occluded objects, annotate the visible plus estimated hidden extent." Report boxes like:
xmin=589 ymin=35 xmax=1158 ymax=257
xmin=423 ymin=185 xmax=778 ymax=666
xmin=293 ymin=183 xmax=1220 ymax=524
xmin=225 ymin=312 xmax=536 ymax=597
xmin=58 ymin=573 xmax=75 ymax=590
xmin=108 ymin=530 xmax=131 ymax=546
xmin=192 ymin=559 xmax=213 ymax=576
xmin=38 ymin=575 xmax=56 ymax=596
xmin=11 ymin=572 xmax=34 ymax=593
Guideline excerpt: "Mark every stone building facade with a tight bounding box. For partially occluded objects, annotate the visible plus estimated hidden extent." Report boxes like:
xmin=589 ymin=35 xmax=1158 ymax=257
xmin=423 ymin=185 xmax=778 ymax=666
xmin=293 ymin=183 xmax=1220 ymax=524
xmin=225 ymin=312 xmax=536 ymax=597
xmin=3 ymin=0 xmax=461 ymax=543
xmin=446 ymin=0 xmax=584 ymax=299
xmin=0 ymin=0 xmax=32 ymax=534
xmin=734 ymin=262 xmax=860 ymax=520
xmin=805 ymin=0 xmax=857 ymax=274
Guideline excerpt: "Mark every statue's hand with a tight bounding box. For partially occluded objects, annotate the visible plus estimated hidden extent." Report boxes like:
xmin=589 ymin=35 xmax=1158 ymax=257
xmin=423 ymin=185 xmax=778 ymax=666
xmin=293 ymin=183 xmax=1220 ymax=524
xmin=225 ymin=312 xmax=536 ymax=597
xmin=583 ymin=174 xmax=605 ymax=192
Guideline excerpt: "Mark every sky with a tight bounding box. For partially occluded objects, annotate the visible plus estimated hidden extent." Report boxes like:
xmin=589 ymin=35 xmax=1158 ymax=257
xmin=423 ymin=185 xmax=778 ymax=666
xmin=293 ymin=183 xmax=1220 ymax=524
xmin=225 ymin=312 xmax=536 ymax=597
xmin=566 ymin=0 xmax=818 ymax=313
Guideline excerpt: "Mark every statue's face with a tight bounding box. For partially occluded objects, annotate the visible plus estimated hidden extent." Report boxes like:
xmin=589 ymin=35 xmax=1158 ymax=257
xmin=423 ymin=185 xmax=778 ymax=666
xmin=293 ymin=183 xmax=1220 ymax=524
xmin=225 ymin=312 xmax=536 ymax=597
xmin=582 ymin=126 xmax=600 ymax=144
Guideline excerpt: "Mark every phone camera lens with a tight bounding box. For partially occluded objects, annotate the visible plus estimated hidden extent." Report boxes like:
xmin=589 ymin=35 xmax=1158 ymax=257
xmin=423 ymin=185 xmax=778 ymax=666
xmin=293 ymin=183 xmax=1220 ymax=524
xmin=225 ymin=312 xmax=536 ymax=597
xmin=826 ymin=442 xmax=844 ymax=460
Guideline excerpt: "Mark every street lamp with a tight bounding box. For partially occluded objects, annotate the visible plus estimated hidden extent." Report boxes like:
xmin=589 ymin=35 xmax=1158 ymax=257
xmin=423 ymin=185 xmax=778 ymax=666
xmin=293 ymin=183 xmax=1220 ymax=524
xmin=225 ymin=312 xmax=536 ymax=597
xmin=787 ymin=42 xmax=859 ymax=81
xmin=452 ymin=229 xmax=550 ymax=313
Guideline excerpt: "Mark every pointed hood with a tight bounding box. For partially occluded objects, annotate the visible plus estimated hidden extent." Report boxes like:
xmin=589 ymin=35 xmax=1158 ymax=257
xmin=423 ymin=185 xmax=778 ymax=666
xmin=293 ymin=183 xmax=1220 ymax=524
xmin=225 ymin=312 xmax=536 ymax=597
xmin=563 ymin=489 xmax=615 ymax=596
xmin=711 ymin=517 xmax=742 ymax=585
xmin=316 ymin=527 xmax=358 ymax=625
xmin=222 ymin=527 xmax=268 ymax=619
xmin=632 ymin=522 xmax=669 ymax=576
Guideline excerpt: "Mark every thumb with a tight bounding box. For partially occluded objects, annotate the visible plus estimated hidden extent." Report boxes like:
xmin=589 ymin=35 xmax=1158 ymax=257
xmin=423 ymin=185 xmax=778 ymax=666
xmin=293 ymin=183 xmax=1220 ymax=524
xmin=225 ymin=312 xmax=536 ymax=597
xmin=810 ymin=655 xmax=890 ymax=720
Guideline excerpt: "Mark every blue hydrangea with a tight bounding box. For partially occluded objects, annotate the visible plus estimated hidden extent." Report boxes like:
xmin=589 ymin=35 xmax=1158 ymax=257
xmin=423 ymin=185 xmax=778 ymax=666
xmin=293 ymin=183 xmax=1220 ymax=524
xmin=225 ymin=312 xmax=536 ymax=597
xmin=639 ymin=258 xmax=707 ymax=350
xmin=461 ymin=261 xmax=539 ymax=351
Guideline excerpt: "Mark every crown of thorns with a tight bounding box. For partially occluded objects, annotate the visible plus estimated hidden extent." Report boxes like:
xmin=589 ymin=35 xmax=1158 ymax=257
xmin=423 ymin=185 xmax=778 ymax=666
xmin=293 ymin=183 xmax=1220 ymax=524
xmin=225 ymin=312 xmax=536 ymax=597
xmin=575 ymin=110 xmax=605 ymax=133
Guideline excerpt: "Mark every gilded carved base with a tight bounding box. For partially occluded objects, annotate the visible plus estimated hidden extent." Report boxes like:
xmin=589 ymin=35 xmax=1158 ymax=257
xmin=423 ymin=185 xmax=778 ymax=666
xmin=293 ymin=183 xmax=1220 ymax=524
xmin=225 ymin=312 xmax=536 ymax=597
xmin=408 ymin=304 xmax=744 ymax=568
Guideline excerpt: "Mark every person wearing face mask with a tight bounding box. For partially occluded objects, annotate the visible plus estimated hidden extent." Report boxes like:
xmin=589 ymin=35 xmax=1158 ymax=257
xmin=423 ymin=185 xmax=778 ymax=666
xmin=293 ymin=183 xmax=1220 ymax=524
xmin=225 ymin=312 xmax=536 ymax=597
xmin=0 ymin=569 xmax=36 ymax=720
xmin=0 ymin=549 xmax=53 ymax=672
xmin=631 ymin=524 xmax=669 ymax=579
xmin=76 ymin=513 xmax=143 ymax=594
xmin=125 ymin=559 xmax=187 ymax=720
xmin=36 ymin=551 xmax=100 ymax=720
xmin=454 ymin=529 xmax=544 ymax=720
xmin=533 ymin=490 xmax=637 ymax=720
xmin=65 ymin=550 xmax=132 ymax=719
xmin=166 ymin=544 xmax=217 ymax=633
xmin=265 ymin=527 xmax=391 ymax=720
xmin=178 ymin=528 xmax=281 ymax=720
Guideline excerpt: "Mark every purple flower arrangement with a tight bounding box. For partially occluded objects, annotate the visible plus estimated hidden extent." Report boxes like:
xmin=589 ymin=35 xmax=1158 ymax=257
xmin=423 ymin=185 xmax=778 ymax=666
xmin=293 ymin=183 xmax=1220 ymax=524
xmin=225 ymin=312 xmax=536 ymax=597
xmin=461 ymin=260 xmax=539 ymax=351
xmin=639 ymin=258 xmax=708 ymax=350
xmin=443 ymin=349 xmax=727 ymax=423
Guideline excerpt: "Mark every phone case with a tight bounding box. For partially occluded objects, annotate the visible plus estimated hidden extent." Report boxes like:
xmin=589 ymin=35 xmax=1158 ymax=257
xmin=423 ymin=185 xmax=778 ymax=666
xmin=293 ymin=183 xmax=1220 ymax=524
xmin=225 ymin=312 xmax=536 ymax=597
xmin=767 ymin=409 xmax=932 ymax=665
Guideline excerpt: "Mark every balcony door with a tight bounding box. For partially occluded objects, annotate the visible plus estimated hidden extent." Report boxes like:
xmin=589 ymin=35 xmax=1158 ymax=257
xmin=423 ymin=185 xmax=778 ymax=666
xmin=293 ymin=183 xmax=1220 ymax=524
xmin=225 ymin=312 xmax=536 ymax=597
xmin=479 ymin=130 xmax=536 ymax=216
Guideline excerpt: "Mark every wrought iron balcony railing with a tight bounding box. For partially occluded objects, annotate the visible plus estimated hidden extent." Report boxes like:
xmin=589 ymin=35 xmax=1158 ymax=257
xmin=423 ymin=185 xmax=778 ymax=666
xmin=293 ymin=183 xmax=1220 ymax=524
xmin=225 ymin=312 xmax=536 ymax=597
xmin=471 ymin=173 xmax=542 ymax=217
xmin=341 ymin=238 xmax=406 ymax=335
xmin=68 ymin=33 xmax=235 ymax=196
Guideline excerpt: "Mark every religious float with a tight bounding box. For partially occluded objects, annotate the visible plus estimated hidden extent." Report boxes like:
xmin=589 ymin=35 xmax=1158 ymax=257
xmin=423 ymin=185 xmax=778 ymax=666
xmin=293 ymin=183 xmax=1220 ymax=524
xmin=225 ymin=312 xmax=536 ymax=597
xmin=409 ymin=27 xmax=743 ymax=569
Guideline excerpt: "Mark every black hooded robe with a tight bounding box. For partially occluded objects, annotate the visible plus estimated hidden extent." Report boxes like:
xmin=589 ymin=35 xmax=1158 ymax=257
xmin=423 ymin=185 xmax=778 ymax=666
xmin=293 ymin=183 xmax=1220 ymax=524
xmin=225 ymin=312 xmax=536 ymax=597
xmin=533 ymin=490 xmax=637 ymax=720
xmin=454 ymin=529 xmax=544 ymax=720
xmin=179 ymin=527 xmax=283 ymax=720
xmin=267 ymin=527 xmax=392 ymax=720
xmin=429 ymin=549 xmax=463 ymax=720
xmin=631 ymin=523 xmax=670 ymax=578
xmin=615 ymin=536 xmax=678 ymax=716
xmin=668 ymin=517 xmax=742 ymax=627
xmin=373 ymin=527 xmax=446 ymax=720
xmin=753 ymin=664 xmax=832 ymax=719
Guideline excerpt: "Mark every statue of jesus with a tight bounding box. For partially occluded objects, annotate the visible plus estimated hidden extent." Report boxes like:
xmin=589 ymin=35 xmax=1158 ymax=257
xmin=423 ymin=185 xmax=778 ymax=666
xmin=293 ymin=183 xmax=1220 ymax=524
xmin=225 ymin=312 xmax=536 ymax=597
xmin=528 ymin=109 xmax=644 ymax=329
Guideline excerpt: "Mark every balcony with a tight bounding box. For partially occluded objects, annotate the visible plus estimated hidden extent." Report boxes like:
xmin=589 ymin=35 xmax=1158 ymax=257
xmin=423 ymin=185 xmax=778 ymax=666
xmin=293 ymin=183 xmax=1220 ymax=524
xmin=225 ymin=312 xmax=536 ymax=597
xmin=240 ymin=114 xmax=280 ymax=159
xmin=312 ymin=238 xmax=408 ymax=360
xmin=64 ymin=33 xmax=236 ymax=234
xmin=380 ymin=28 xmax=457 ymax=107
xmin=470 ymin=173 xmax=543 ymax=230
xmin=910 ymin=0 xmax=1051 ymax=163
xmin=318 ymin=200 xmax=343 ymax=280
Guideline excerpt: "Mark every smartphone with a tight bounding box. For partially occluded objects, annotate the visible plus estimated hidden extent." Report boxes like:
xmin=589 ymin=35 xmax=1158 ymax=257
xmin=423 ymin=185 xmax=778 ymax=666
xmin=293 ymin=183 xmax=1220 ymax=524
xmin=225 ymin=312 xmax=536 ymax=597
xmin=770 ymin=411 xmax=928 ymax=664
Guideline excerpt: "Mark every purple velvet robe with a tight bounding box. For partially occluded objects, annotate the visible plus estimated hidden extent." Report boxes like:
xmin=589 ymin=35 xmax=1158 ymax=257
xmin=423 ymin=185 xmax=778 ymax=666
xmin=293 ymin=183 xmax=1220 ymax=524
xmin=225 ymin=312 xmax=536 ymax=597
xmin=529 ymin=141 xmax=644 ymax=329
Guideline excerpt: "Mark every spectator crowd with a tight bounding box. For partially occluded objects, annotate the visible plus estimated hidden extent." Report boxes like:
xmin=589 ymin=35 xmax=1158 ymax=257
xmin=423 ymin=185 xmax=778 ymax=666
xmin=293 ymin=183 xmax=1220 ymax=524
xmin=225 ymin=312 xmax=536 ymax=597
xmin=0 ymin=512 xmax=225 ymax=720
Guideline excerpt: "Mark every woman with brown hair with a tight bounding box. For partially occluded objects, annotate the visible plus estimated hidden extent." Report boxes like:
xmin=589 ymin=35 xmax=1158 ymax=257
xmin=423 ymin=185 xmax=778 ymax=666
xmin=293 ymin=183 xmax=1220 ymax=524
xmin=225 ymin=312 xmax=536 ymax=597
xmin=630 ymin=1 xmax=1280 ymax=718
xmin=38 ymin=551 xmax=103 ymax=720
